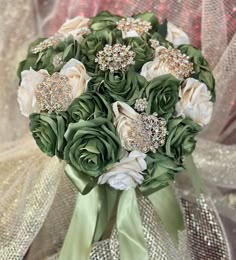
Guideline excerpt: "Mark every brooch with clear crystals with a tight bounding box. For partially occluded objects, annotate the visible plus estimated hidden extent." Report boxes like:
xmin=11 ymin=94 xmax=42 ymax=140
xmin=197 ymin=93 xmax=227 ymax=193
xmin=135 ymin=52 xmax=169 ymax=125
xmin=159 ymin=47 xmax=194 ymax=79
xmin=116 ymin=17 xmax=152 ymax=35
xmin=149 ymin=39 xmax=160 ymax=49
xmin=128 ymin=112 xmax=168 ymax=153
xmin=134 ymin=98 xmax=148 ymax=112
xmin=35 ymin=73 xmax=72 ymax=113
xmin=32 ymin=34 xmax=62 ymax=54
xmin=127 ymin=98 xmax=168 ymax=153
xmin=95 ymin=44 xmax=135 ymax=72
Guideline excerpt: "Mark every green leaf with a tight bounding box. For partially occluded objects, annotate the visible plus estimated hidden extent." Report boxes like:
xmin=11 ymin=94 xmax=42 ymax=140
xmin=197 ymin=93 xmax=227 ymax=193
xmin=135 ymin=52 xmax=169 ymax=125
xmin=63 ymin=44 xmax=73 ymax=60
xmin=158 ymin=19 xmax=168 ymax=38
xmin=17 ymin=60 xmax=26 ymax=79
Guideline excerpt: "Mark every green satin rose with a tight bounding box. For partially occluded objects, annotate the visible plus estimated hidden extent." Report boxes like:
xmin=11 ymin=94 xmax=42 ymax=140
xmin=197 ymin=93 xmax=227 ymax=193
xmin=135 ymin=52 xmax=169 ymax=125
xmin=64 ymin=118 xmax=121 ymax=177
xmin=67 ymin=91 xmax=113 ymax=122
xmin=124 ymin=37 xmax=154 ymax=71
xmin=79 ymin=30 xmax=122 ymax=75
xmin=178 ymin=44 xmax=216 ymax=101
xmin=91 ymin=11 xmax=122 ymax=31
xmin=17 ymin=36 xmax=80 ymax=79
xmin=143 ymin=74 xmax=180 ymax=117
xmin=29 ymin=112 xmax=68 ymax=159
xmin=87 ymin=69 xmax=147 ymax=105
xmin=140 ymin=153 xmax=183 ymax=196
xmin=164 ymin=117 xmax=201 ymax=163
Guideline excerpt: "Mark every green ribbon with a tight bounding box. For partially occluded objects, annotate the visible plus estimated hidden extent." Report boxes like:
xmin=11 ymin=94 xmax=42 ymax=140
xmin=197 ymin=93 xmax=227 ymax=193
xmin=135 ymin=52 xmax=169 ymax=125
xmin=93 ymin=186 xmax=117 ymax=242
xmin=58 ymin=188 xmax=100 ymax=260
xmin=61 ymin=162 xmax=188 ymax=259
xmin=117 ymin=189 xmax=149 ymax=260
xmin=184 ymin=155 xmax=205 ymax=195
xmin=65 ymin=164 xmax=96 ymax=195
xmin=147 ymin=185 xmax=184 ymax=244
xmin=59 ymin=165 xmax=117 ymax=260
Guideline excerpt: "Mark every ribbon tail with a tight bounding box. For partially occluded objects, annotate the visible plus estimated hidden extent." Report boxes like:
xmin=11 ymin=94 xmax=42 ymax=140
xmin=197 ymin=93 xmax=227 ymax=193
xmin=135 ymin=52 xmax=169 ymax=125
xmin=117 ymin=189 xmax=149 ymax=260
xmin=93 ymin=186 xmax=118 ymax=242
xmin=184 ymin=155 xmax=205 ymax=195
xmin=59 ymin=187 xmax=100 ymax=260
xmin=147 ymin=185 xmax=184 ymax=244
xmin=60 ymin=165 xmax=117 ymax=259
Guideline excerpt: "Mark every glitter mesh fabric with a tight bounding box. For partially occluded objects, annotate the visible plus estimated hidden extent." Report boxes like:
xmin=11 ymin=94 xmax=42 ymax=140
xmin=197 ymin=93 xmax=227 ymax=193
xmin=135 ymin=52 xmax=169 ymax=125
xmin=91 ymin=195 xmax=230 ymax=260
xmin=0 ymin=137 xmax=66 ymax=259
xmin=89 ymin=195 xmax=191 ymax=260
xmin=36 ymin=193 xmax=229 ymax=260
xmin=0 ymin=0 xmax=236 ymax=259
xmin=182 ymin=195 xmax=230 ymax=260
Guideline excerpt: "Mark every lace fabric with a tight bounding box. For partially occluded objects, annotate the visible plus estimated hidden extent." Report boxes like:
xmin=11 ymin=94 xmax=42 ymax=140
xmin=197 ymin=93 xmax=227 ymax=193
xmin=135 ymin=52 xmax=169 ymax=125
xmin=0 ymin=0 xmax=235 ymax=259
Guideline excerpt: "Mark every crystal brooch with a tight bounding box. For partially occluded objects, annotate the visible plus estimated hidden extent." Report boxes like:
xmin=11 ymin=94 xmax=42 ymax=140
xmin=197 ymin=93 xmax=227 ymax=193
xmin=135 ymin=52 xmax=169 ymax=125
xmin=35 ymin=73 xmax=72 ymax=113
xmin=159 ymin=47 xmax=194 ymax=79
xmin=95 ymin=44 xmax=135 ymax=72
xmin=128 ymin=112 xmax=168 ymax=153
xmin=116 ymin=17 xmax=152 ymax=35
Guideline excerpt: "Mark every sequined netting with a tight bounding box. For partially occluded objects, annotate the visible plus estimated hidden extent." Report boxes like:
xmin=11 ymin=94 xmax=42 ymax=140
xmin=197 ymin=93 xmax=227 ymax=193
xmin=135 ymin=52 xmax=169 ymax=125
xmin=0 ymin=0 xmax=235 ymax=259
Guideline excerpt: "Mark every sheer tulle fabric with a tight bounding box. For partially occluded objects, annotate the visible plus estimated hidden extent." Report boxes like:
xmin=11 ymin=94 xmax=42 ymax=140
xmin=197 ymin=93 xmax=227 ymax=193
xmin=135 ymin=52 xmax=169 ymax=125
xmin=0 ymin=0 xmax=236 ymax=259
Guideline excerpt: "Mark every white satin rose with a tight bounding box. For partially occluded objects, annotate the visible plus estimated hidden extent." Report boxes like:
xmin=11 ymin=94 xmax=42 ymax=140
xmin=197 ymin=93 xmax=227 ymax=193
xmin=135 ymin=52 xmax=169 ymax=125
xmin=176 ymin=78 xmax=213 ymax=126
xmin=140 ymin=47 xmax=170 ymax=81
xmin=166 ymin=22 xmax=190 ymax=47
xmin=58 ymin=16 xmax=91 ymax=42
xmin=112 ymin=101 xmax=138 ymax=150
xmin=98 ymin=151 xmax=147 ymax=190
xmin=60 ymin=58 xmax=90 ymax=97
xmin=17 ymin=69 xmax=48 ymax=117
xmin=18 ymin=58 xmax=89 ymax=117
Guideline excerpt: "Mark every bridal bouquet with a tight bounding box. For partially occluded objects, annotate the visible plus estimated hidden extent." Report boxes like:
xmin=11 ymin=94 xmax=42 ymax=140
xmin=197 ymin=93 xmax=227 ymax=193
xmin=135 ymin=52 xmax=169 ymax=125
xmin=17 ymin=11 xmax=215 ymax=259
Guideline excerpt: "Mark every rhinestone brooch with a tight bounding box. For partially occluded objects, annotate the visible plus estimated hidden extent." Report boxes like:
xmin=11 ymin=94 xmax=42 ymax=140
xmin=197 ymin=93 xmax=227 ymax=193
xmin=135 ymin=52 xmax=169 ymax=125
xmin=128 ymin=112 xmax=168 ymax=153
xmin=134 ymin=98 xmax=148 ymax=112
xmin=52 ymin=54 xmax=64 ymax=68
xmin=95 ymin=44 xmax=135 ymax=72
xmin=149 ymin=39 xmax=160 ymax=49
xmin=32 ymin=34 xmax=62 ymax=54
xmin=116 ymin=17 xmax=152 ymax=35
xmin=35 ymin=73 xmax=72 ymax=113
xmin=159 ymin=47 xmax=194 ymax=79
